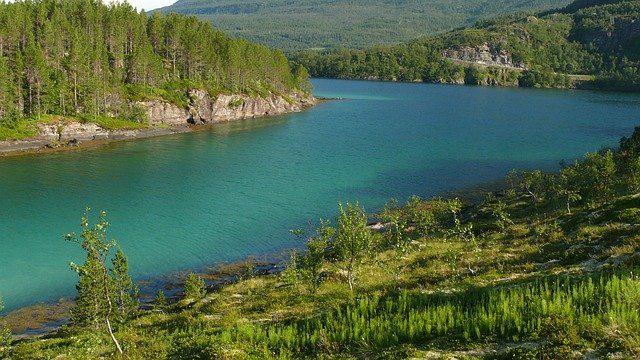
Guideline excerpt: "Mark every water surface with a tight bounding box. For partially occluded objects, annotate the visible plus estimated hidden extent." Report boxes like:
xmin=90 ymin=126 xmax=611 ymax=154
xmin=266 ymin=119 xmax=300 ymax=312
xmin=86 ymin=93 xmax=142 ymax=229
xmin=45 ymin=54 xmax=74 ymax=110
xmin=1 ymin=79 xmax=639 ymax=312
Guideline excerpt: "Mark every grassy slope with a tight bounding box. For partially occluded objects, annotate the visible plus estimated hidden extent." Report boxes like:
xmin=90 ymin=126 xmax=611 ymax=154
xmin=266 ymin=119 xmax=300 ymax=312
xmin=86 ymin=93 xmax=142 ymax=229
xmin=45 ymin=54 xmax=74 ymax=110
xmin=4 ymin=180 xmax=639 ymax=358
xmin=158 ymin=0 xmax=573 ymax=51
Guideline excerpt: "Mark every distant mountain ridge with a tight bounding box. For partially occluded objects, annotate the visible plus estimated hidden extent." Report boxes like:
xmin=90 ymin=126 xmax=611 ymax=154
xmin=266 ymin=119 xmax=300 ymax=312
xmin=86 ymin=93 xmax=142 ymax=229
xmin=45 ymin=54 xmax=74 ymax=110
xmin=158 ymin=0 xmax=573 ymax=51
xmin=293 ymin=0 xmax=640 ymax=91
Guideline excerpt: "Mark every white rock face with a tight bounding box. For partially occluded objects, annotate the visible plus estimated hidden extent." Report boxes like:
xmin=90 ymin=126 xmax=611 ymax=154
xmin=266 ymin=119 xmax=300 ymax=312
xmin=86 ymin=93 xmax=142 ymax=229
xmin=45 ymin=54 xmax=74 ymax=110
xmin=138 ymin=100 xmax=189 ymax=126
xmin=35 ymin=122 xmax=109 ymax=141
xmin=442 ymin=43 xmax=527 ymax=69
xmin=142 ymin=90 xmax=316 ymax=125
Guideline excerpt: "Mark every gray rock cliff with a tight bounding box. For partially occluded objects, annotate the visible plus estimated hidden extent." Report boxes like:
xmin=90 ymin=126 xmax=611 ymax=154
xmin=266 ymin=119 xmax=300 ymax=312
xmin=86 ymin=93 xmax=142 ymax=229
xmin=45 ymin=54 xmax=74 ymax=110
xmin=0 ymin=91 xmax=316 ymax=154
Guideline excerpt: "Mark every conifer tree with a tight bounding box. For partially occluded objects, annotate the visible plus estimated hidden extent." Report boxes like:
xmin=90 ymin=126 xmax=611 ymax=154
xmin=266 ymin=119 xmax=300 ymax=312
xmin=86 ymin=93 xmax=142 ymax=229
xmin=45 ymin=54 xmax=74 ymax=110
xmin=111 ymin=247 xmax=139 ymax=324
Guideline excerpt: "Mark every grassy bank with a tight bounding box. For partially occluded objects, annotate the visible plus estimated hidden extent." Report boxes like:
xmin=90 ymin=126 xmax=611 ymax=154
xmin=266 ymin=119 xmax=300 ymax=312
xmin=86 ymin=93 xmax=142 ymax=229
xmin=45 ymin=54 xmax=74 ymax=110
xmin=2 ymin=128 xmax=640 ymax=359
xmin=0 ymin=114 xmax=150 ymax=142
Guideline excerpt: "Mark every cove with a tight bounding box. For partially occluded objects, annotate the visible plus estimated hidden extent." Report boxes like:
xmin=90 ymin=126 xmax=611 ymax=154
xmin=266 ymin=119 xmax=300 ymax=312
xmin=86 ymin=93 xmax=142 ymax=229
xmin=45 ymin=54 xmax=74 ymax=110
xmin=1 ymin=79 xmax=640 ymax=313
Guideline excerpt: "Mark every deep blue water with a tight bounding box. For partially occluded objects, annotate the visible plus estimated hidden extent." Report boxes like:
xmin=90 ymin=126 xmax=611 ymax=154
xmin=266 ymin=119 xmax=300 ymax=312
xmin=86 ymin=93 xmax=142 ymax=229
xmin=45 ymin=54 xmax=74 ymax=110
xmin=1 ymin=79 xmax=639 ymax=312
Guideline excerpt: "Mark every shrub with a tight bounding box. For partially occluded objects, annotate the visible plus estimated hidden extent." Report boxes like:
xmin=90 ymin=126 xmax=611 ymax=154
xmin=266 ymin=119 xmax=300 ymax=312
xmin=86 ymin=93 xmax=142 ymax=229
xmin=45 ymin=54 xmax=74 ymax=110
xmin=184 ymin=273 xmax=206 ymax=301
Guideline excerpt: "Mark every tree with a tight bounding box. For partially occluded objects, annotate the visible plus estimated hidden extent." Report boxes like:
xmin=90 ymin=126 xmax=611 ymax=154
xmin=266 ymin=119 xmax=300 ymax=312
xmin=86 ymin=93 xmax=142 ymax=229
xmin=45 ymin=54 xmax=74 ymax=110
xmin=300 ymin=220 xmax=332 ymax=294
xmin=154 ymin=290 xmax=167 ymax=312
xmin=334 ymin=202 xmax=373 ymax=291
xmin=183 ymin=273 xmax=206 ymax=301
xmin=65 ymin=209 xmax=123 ymax=354
xmin=405 ymin=196 xmax=436 ymax=237
xmin=554 ymin=164 xmax=582 ymax=214
xmin=111 ymin=248 xmax=139 ymax=324
xmin=578 ymin=150 xmax=616 ymax=204
xmin=0 ymin=298 xmax=10 ymax=358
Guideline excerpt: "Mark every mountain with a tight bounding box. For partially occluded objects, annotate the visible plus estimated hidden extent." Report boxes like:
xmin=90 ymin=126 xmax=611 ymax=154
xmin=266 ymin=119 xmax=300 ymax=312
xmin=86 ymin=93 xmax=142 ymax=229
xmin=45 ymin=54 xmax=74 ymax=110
xmin=293 ymin=0 xmax=640 ymax=91
xmin=158 ymin=0 xmax=574 ymax=51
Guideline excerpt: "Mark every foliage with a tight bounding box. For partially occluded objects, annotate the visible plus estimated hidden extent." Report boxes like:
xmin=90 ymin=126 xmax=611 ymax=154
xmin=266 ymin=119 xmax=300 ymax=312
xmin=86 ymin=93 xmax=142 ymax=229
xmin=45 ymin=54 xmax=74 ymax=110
xmin=333 ymin=202 xmax=374 ymax=291
xmin=300 ymin=222 xmax=332 ymax=294
xmin=64 ymin=209 xmax=125 ymax=353
xmin=110 ymin=248 xmax=139 ymax=325
xmin=161 ymin=0 xmax=572 ymax=51
xmin=214 ymin=270 xmax=640 ymax=357
xmin=8 ymin=122 xmax=640 ymax=359
xmin=0 ymin=296 xmax=11 ymax=357
xmin=154 ymin=290 xmax=168 ymax=312
xmin=0 ymin=0 xmax=308 ymax=136
xmin=293 ymin=0 xmax=640 ymax=91
xmin=183 ymin=273 xmax=206 ymax=301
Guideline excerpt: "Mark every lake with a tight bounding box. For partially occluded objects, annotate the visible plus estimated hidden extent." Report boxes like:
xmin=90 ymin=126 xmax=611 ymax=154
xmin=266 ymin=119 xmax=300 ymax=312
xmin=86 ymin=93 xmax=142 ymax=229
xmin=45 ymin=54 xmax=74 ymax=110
xmin=1 ymin=79 xmax=639 ymax=312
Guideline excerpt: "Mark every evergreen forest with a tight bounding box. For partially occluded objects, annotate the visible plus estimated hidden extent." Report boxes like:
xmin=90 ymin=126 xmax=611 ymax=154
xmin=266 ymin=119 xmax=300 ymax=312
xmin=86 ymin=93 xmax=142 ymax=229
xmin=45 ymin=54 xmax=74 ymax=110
xmin=0 ymin=0 xmax=308 ymax=140
xmin=293 ymin=0 xmax=640 ymax=91
xmin=159 ymin=0 xmax=573 ymax=51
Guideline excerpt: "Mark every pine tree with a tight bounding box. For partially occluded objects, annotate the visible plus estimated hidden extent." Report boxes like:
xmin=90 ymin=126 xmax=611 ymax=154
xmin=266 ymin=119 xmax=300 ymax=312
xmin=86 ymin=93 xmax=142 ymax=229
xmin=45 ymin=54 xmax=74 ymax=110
xmin=183 ymin=273 xmax=206 ymax=301
xmin=110 ymin=247 xmax=139 ymax=324
xmin=154 ymin=290 xmax=167 ymax=312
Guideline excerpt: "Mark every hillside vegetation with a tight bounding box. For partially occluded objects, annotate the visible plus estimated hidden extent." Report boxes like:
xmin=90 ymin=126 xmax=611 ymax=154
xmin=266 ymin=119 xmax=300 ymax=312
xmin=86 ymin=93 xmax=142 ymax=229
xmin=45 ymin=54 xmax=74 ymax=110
xmin=0 ymin=0 xmax=309 ymax=141
xmin=293 ymin=0 xmax=640 ymax=90
xmin=2 ymin=124 xmax=640 ymax=358
xmin=158 ymin=0 xmax=572 ymax=51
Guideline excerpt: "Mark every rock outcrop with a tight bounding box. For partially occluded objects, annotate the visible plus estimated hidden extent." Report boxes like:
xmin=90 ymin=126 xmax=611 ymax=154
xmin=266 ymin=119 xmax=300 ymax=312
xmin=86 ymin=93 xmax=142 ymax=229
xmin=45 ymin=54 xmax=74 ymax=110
xmin=442 ymin=43 xmax=526 ymax=70
xmin=0 ymin=91 xmax=316 ymax=155
xmin=140 ymin=90 xmax=315 ymax=126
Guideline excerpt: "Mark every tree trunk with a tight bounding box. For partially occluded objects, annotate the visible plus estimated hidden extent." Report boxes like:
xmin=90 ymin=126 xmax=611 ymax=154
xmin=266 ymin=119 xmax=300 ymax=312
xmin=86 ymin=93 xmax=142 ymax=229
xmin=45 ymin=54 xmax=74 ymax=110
xmin=101 ymin=260 xmax=123 ymax=354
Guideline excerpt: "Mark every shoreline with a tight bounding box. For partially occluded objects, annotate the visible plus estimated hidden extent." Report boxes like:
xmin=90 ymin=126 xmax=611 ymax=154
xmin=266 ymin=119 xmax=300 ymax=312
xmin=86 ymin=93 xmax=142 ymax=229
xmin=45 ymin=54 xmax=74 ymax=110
xmin=0 ymin=177 xmax=503 ymax=338
xmin=0 ymin=94 xmax=318 ymax=158
xmin=0 ymin=251 xmax=292 ymax=339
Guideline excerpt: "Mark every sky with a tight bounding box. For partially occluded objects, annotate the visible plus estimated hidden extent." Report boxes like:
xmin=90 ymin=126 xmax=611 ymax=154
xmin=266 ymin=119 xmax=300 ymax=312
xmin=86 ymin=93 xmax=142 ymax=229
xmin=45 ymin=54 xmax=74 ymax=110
xmin=118 ymin=0 xmax=176 ymax=11
xmin=106 ymin=0 xmax=177 ymax=11
xmin=3 ymin=0 xmax=178 ymax=11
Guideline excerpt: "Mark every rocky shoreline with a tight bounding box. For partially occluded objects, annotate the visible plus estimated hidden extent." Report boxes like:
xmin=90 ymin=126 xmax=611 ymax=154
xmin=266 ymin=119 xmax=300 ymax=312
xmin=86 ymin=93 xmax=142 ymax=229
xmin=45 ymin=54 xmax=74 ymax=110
xmin=0 ymin=91 xmax=317 ymax=156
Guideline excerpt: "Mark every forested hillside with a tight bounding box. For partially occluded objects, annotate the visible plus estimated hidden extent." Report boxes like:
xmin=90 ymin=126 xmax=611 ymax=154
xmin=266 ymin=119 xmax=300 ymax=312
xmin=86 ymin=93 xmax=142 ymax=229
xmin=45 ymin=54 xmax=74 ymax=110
xmin=293 ymin=0 xmax=640 ymax=90
xmin=159 ymin=0 xmax=573 ymax=51
xmin=0 ymin=0 xmax=308 ymax=139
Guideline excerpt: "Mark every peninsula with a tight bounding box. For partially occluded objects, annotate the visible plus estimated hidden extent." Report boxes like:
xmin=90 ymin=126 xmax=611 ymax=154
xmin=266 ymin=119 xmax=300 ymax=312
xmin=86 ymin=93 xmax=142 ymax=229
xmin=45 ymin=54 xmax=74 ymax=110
xmin=0 ymin=0 xmax=314 ymax=156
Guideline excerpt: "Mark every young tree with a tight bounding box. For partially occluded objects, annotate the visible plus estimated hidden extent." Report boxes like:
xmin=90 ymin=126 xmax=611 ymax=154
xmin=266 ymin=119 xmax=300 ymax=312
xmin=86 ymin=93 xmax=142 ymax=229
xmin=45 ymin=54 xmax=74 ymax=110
xmin=520 ymin=170 xmax=552 ymax=208
xmin=405 ymin=196 xmax=436 ymax=237
xmin=334 ymin=202 xmax=373 ymax=291
xmin=183 ymin=273 xmax=206 ymax=301
xmin=0 ymin=299 xmax=10 ymax=358
xmin=65 ymin=209 xmax=123 ymax=354
xmin=300 ymin=220 xmax=333 ymax=294
xmin=111 ymin=248 xmax=139 ymax=324
xmin=554 ymin=164 xmax=582 ymax=214
xmin=154 ymin=290 xmax=168 ymax=312
xmin=578 ymin=150 xmax=616 ymax=204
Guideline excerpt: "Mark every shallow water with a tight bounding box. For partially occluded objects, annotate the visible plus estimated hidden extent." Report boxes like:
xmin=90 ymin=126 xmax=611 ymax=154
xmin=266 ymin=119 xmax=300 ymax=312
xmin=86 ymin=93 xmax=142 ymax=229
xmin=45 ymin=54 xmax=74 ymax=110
xmin=1 ymin=79 xmax=639 ymax=312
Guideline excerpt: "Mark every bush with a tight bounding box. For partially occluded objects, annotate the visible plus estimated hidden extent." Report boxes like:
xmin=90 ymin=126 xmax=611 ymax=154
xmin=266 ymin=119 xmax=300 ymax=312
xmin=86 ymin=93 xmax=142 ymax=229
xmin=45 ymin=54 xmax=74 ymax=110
xmin=618 ymin=208 xmax=640 ymax=224
xmin=184 ymin=273 xmax=206 ymax=301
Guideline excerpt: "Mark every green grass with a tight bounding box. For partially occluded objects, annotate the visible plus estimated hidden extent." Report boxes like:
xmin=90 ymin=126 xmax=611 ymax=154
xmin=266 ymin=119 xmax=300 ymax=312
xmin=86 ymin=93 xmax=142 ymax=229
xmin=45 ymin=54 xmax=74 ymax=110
xmin=4 ymin=130 xmax=640 ymax=358
xmin=0 ymin=121 xmax=38 ymax=141
xmin=0 ymin=114 xmax=149 ymax=142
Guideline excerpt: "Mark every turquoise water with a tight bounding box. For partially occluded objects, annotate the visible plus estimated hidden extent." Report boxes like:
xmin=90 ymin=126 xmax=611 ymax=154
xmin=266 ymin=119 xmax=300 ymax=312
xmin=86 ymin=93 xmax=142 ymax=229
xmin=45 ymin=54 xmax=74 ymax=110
xmin=1 ymin=79 xmax=640 ymax=312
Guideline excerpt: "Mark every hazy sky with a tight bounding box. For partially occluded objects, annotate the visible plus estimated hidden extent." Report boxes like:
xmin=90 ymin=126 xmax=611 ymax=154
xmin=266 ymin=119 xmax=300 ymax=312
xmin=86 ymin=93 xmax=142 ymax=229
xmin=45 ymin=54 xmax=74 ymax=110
xmin=124 ymin=0 xmax=177 ymax=11
xmin=3 ymin=0 xmax=178 ymax=11
xmin=112 ymin=0 xmax=177 ymax=11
